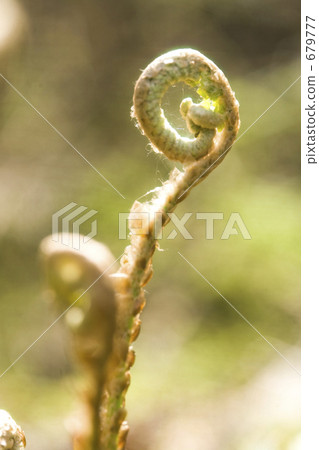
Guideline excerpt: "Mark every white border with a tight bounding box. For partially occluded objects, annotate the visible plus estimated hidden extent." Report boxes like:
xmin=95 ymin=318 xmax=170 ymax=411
xmin=301 ymin=1 xmax=319 ymax=447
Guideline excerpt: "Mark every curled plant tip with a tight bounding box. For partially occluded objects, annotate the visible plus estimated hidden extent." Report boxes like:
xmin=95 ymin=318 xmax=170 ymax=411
xmin=40 ymin=234 xmax=118 ymax=450
xmin=0 ymin=410 xmax=26 ymax=450
xmin=40 ymin=233 xmax=118 ymax=369
xmin=132 ymin=48 xmax=239 ymax=163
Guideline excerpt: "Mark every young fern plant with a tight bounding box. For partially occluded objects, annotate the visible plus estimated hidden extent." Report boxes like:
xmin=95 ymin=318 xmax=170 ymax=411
xmin=0 ymin=48 xmax=239 ymax=450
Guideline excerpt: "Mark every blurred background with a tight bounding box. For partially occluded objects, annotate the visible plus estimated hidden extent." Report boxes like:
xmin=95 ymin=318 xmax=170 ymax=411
xmin=0 ymin=0 xmax=300 ymax=448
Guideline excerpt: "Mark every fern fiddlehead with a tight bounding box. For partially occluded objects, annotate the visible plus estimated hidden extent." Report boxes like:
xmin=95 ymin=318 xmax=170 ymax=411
xmin=40 ymin=48 xmax=240 ymax=450
xmin=0 ymin=410 xmax=26 ymax=450
xmin=105 ymin=48 xmax=240 ymax=449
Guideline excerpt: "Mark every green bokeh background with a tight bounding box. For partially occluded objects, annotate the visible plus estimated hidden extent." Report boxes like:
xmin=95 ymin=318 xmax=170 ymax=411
xmin=0 ymin=1 xmax=300 ymax=449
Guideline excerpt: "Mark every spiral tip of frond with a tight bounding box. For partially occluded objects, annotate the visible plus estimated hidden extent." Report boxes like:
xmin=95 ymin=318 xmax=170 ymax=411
xmin=132 ymin=48 xmax=240 ymax=163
